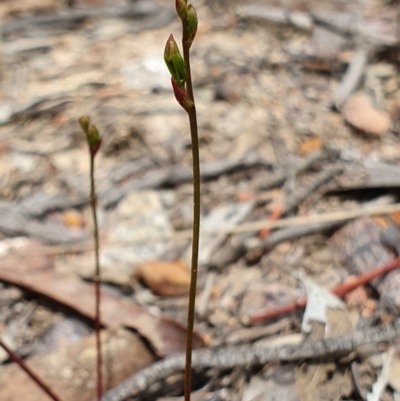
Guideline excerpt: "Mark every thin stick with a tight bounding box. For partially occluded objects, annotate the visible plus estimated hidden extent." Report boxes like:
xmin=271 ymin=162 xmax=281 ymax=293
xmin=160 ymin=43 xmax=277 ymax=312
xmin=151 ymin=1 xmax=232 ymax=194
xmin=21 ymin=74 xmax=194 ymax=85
xmin=0 ymin=338 xmax=64 ymax=401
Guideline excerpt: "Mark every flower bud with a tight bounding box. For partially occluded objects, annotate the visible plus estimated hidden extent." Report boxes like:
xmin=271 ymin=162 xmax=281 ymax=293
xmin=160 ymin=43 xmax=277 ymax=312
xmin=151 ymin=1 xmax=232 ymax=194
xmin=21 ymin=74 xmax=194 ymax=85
xmin=87 ymin=123 xmax=101 ymax=147
xmin=79 ymin=116 xmax=102 ymax=157
xmin=185 ymin=5 xmax=198 ymax=47
xmin=176 ymin=0 xmax=187 ymax=20
xmin=78 ymin=116 xmax=90 ymax=134
xmin=171 ymin=78 xmax=194 ymax=112
xmin=164 ymin=34 xmax=187 ymax=87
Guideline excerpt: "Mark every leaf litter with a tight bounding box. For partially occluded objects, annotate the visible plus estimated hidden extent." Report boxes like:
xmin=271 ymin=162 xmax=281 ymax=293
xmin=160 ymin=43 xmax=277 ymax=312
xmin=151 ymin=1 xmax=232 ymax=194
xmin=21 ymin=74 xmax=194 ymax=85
xmin=1 ymin=0 xmax=400 ymax=400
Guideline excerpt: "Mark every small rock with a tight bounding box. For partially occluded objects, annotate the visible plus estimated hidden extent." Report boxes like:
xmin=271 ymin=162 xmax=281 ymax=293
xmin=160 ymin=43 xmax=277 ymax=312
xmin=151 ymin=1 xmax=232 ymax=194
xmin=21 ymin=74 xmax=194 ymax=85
xmin=343 ymin=93 xmax=391 ymax=137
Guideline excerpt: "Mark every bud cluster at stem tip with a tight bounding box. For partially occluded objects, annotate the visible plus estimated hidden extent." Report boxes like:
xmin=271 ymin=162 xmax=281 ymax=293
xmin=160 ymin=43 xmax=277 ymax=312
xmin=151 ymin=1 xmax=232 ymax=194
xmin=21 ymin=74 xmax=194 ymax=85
xmin=165 ymin=1 xmax=198 ymax=110
xmin=79 ymin=116 xmax=102 ymax=157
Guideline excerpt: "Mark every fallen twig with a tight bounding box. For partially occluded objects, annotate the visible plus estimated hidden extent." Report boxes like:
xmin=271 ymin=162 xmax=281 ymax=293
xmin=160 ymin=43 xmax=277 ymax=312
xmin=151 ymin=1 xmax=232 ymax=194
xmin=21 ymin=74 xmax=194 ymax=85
xmin=100 ymin=318 xmax=400 ymax=401
xmin=247 ymin=220 xmax=344 ymax=262
xmin=101 ymin=155 xmax=270 ymax=207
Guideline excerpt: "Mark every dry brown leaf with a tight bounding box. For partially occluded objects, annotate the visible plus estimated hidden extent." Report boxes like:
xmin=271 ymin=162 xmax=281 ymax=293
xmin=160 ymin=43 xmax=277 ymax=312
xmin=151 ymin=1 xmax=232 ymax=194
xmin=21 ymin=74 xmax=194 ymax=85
xmin=0 ymin=329 xmax=154 ymax=401
xmin=134 ymin=260 xmax=190 ymax=296
xmin=389 ymin=211 xmax=400 ymax=227
xmin=0 ymin=238 xmax=205 ymax=357
xmin=343 ymin=93 xmax=391 ymax=136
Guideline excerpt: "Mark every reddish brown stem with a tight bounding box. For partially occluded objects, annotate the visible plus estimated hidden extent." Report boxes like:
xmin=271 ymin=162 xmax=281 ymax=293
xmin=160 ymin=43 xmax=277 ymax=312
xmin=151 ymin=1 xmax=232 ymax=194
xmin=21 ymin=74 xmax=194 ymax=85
xmin=0 ymin=338 xmax=64 ymax=401
xmin=182 ymin=33 xmax=200 ymax=401
xmin=250 ymin=256 xmax=400 ymax=324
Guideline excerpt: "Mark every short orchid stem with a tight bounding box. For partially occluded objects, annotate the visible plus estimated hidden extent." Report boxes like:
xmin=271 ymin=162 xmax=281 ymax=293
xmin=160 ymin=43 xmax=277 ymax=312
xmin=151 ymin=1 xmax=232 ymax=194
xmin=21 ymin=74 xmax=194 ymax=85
xmin=79 ymin=117 xmax=103 ymax=401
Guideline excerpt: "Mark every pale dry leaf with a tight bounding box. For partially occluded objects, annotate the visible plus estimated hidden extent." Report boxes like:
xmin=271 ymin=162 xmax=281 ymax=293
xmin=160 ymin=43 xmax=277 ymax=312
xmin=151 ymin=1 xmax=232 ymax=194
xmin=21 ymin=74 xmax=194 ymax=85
xmin=301 ymin=276 xmax=346 ymax=334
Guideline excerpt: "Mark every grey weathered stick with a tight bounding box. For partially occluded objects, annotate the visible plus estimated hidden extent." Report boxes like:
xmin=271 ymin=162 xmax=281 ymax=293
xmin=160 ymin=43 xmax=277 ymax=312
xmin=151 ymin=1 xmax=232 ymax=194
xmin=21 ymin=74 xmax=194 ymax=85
xmin=284 ymin=166 xmax=341 ymax=213
xmin=246 ymin=220 xmax=344 ymax=262
xmin=332 ymin=49 xmax=368 ymax=108
xmin=100 ymin=318 xmax=400 ymax=401
xmin=2 ymin=2 xmax=176 ymax=34
xmin=102 ymin=155 xmax=269 ymax=207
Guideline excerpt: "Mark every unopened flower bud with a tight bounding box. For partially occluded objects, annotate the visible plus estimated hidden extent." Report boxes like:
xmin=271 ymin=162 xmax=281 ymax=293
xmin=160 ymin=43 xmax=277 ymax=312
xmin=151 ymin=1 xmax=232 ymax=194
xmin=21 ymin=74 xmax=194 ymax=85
xmin=171 ymin=78 xmax=194 ymax=112
xmin=186 ymin=5 xmax=198 ymax=47
xmin=176 ymin=0 xmax=187 ymax=20
xmin=164 ymin=34 xmax=187 ymax=87
xmin=79 ymin=116 xmax=102 ymax=157
xmin=78 ymin=116 xmax=90 ymax=134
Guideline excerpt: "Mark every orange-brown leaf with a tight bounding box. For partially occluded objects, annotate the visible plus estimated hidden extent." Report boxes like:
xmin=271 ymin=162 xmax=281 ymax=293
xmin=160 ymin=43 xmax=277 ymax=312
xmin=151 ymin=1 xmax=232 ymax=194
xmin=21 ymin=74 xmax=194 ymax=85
xmin=134 ymin=260 xmax=190 ymax=297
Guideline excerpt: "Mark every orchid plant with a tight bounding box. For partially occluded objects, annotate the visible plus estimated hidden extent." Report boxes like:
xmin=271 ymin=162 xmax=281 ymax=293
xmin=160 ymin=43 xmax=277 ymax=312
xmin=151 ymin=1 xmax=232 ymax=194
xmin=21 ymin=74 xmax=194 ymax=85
xmin=164 ymin=2 xmax=200 ymax=400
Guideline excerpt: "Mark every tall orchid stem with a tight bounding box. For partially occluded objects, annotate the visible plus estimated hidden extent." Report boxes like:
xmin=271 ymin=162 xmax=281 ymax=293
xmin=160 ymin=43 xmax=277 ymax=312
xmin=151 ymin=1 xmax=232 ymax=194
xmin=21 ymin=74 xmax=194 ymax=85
xmin=182 ymin=20 xmax=200 ymax=401
xmin=89 ymin=153 xmax=103 ymax=401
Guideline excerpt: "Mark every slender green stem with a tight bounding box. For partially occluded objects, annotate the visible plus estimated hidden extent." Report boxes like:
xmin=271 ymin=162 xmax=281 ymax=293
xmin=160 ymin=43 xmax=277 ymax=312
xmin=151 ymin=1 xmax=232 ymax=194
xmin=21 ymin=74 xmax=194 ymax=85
xmin=182 ymin=21 xmax=200 ymax=401
xmin=90 ymin=154 xmax=103 ymax=401
xmin=0 ymin=338 xmax=64 ymax=401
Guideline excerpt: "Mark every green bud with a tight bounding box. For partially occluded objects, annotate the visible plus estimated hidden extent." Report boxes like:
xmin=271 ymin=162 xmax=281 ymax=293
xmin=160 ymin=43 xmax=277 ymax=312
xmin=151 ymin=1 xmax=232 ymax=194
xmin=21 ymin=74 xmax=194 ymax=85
xmin=78 ymin=116 xmax=102 ymax=157
xmin=87 ymin=123 xmax=100 ymax=148
xmin=78 ymin=116 xmax=90 ymax=134
xmin=176 ymin=0 xmax=187 ymax=20
xmin=186 ymin=5 xmax=198 ymax=47
xmin=171 ymin=78 xmax=194 ymax=112
xmin=164 ymin=34 xmax=187 ymax=87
